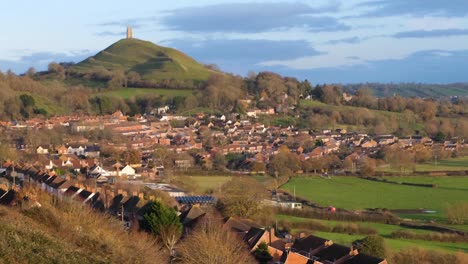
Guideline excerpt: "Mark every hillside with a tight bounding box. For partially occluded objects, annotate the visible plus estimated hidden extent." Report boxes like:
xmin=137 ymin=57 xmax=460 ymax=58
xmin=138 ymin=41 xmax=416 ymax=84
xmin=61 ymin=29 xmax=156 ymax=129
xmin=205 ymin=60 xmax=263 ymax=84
xmin=342 ymin=83 xmax=468 ymax=98
xmin=71 ymin=38 xmax=214 ymax=83
xmin=0 ymin=189 xmax=166 ymax=264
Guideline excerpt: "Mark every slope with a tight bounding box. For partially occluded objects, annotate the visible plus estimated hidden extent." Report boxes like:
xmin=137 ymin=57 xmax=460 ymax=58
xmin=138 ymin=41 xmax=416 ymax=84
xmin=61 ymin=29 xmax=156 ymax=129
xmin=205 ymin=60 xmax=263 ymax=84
xmin=71 ymin=38 xmax=214 ymax=83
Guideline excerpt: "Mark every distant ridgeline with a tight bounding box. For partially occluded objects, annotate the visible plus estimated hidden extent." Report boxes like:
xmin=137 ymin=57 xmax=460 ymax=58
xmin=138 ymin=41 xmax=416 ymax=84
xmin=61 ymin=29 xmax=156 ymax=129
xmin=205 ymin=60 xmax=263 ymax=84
xmin=341 ymin=83 xmax=468 ymax=98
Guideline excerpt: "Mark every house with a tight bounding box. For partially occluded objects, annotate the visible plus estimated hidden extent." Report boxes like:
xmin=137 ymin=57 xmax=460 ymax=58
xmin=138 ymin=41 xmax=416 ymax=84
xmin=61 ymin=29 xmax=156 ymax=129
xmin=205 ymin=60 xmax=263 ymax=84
xmin=67 ymin=145 xmax=85 ymax=156
xmin=84 ymin=145 xmax=100 ymax=158
xmin=56 ymin=145 xmax=68 ymax=155
xmin=243 ymin=227 xmax=285 ymax=252
xmin=120 ymin=165 xmax=136 ymax=177
xmin=361 ymin=139 xmax=378 ymax=149
xmin=36 ymin=146 xmax=49 ymax=154
xmin=87 ymin=165 xmax=110 ymax=178
xmin=284 ymin=235 xmax=388 ymax=264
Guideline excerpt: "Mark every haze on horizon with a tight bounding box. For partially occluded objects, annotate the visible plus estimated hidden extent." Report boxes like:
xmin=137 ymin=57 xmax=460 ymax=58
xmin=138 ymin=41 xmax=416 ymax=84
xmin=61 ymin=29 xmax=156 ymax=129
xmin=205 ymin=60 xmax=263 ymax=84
xmin=1 ymin=0 xmax=468 ymax=84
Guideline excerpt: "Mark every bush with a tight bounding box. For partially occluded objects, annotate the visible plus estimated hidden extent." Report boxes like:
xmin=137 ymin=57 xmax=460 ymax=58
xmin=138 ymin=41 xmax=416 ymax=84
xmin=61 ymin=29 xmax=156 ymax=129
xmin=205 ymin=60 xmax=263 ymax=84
xmin=390 ymin=230 xmax=468 ymax=243
xmin=389 ymin=248 xmax=467 ymax=264
xmin=445 ymin=202 xmax=468 ymax=224
xmin=353 ymin=235 xmax=387 ymax=259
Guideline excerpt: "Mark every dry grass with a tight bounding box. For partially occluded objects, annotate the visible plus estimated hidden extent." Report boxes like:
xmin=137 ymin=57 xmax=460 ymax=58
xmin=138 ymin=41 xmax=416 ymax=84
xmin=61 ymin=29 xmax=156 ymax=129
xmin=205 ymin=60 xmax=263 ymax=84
xmin=0 ymin=186 xmax=167 ymax=264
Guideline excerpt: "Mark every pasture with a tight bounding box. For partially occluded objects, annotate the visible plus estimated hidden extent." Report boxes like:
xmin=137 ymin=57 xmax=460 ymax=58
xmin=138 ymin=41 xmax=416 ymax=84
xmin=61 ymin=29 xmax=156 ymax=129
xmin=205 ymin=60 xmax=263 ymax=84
xmin=276 ymin=214 xmax=468 ymax=253
xmin=188 ymin=176 xmax=232 ymax=192
xmin=100 ymin=88 xmax=192 ymax=99
xmin=281 ymin=176 xmax=468 ymax=221
xmin=378 ymin=156 xmax=468 ymax=172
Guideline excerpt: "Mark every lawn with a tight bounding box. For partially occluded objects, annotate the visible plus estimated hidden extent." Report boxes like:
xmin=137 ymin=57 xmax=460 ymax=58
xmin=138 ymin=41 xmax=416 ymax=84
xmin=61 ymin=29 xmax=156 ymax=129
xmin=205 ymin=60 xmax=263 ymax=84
xmin=100 ymin=88 xmax=193 ymax=99
xmin=281 ymin=176 xmax=468 ymax=220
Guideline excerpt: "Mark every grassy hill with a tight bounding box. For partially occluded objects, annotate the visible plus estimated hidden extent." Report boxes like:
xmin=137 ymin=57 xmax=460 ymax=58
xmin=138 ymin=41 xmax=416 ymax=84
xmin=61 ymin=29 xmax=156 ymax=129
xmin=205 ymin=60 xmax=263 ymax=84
xmin=71 ymin=38 xmax=214 ymax=83
xmin=0 ymin=189 xmax=166 ymax=263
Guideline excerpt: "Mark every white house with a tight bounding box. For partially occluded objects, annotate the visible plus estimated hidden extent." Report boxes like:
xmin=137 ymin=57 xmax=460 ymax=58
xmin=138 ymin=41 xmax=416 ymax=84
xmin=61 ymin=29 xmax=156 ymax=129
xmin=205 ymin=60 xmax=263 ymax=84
xmin=36 ymin=146 xmax=49 ymax=154
xmin=67 ymin=145 xmax=85 ymax=156
xmin=120 ymin=165 xmax=136 ymax=177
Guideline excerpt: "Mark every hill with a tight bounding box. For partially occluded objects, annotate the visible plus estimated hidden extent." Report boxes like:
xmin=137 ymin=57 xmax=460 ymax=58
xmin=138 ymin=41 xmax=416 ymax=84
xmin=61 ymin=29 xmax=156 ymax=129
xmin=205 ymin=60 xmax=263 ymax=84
xmin=0 ymin=188 xmax=166 ymax=263
xmin=341 ymin=83 xmax=468 ymax=98
xmin=71 ymin=38 xmax=214 ymax=84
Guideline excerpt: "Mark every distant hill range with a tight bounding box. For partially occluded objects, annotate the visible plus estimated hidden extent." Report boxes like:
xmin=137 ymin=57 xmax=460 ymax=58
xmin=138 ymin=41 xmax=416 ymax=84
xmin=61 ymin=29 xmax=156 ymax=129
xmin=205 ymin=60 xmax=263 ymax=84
xmin=341 ymin=83 xmax=468 ymax=98
xmin=70 ymin=38 xmax=215 ymax=84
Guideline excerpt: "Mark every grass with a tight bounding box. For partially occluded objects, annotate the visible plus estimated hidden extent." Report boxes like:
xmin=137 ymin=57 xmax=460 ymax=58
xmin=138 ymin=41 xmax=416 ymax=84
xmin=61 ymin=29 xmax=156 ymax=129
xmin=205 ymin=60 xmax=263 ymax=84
xmin=187 ymin=176 xmax=233 ymax=192
xmin=278 ymin=214 xmax=468 ymax=253
xmin=71 ymin=38 xmax=214 ymax=83
xmin=275 ymin=214 xmax=432 ymax=236
xmin=381 ymin=176 xmax=468 ymax=190
xmin=100 ymin=87 xmax=193 ymax=99
xmin=311 ymin=231 xmax=468 ymax=253
xmin=378 ymin=156 xmax=468 ymax=172
xmin=281 ymin=176 xmax=468 ymax=221
xmin=0 ymin=187 xmax=166 ymax=264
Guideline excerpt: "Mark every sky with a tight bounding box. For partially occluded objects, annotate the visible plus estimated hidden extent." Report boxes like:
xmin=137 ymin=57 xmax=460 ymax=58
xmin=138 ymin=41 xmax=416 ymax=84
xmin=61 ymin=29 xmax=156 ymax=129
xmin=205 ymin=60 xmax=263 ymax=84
xmin=1 ymin=0 xmax=468 ymax=83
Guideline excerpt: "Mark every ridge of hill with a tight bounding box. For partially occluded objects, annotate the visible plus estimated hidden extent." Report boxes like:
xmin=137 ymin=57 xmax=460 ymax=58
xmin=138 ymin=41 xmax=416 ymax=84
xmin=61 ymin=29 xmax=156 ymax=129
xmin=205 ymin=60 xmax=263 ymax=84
xmin=71 ymin=38 xmax=214 ymax=83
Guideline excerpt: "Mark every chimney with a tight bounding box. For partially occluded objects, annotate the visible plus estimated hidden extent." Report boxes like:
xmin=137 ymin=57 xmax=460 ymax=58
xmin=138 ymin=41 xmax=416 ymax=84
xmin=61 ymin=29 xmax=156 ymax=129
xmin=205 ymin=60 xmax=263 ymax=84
xmin=349 ymin=246 xmax=359 ymax=257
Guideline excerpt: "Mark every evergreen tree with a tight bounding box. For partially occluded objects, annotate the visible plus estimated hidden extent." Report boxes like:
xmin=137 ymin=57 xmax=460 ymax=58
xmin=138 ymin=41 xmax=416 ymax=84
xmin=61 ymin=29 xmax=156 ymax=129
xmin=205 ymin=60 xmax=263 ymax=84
xmin=253 ymin=242 xmax=273 ymax=264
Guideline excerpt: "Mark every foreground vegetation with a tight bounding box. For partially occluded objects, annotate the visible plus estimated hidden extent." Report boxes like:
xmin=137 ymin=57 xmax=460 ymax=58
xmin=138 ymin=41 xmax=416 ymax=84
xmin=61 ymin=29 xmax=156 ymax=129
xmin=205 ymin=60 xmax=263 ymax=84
xmin=0 ymin=187 xmax=166 ymax=263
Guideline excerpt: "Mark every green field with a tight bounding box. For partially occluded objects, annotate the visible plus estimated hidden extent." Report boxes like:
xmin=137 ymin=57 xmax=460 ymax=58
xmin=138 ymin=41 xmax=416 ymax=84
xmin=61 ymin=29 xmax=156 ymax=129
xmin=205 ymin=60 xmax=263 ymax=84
xmin=281 ymin=176 xmax=468 ymax=220
xmin=100 ymin=88 xmax=193 ymax=99
xmin=378 ymin=156 xmax=468 ymax=173
xmin=381 ymin=176 xmax=468 ymax=190
xmin=312 ymin=231 xmax=468 ymax=253
xmin=276 ymin=214 xmax=468 ymax=253
xmin=188 ymin=176 xmax=232 ymax=192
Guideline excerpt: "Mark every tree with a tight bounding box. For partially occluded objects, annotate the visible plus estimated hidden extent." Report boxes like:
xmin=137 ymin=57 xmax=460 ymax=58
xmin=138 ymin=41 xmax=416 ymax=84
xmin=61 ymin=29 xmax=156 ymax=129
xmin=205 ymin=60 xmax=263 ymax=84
xmin=268 ymin=145 xmax=300 ymax=178
xmin=359 ymin=156 xmax=376 ymax=176
xmin=353 ymin=235 xmax=387 ymax=259
xmin=216 ymin=177 xmax=267 ymax=218
xmin=48 ymin=62 xmax=65 ymax=79
xmin=212 ymin=153 xmax=227 ymax=171
xmin=253 ymin=242 xmax=273 ymax=264
xmin=178 ymin=213 xmax=255 ymax=264
xmin=384 ymin=146 xmax=414 ymax=174
xmin=141 ymin=200 xmax=182 ymax=256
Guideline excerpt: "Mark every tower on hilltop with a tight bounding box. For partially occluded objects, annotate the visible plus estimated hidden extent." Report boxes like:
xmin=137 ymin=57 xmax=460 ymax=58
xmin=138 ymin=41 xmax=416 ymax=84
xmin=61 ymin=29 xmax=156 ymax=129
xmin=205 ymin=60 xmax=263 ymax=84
xmin=127 ymin=26 xmax=133 ymax=39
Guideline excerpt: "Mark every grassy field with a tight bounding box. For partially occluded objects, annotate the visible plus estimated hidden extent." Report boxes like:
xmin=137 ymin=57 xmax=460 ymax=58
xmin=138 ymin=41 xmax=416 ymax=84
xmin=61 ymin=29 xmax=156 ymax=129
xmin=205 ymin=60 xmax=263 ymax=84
xmin=378 ymin=156 xmax=468 ymax=172
xmin=281 ymin=176 xmax=468 ymax=220
xmin=276 ymin=214 xmax=468 ymax=253
xmin=312 ymin=231 xmax=468 ymax=253
xmin=100 ymin=88 xmax=193 ymax=99
xmin=381 ymin=176 xmax=468 ymax=190
xmin=187 ymin=176 xmax=232 ymax=192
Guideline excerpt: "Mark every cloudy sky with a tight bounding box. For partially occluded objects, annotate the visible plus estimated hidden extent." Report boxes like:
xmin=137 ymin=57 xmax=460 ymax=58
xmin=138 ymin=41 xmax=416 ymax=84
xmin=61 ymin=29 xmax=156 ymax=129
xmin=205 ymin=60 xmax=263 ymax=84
xmin=1 ymin=0 xmax=468 ymax=83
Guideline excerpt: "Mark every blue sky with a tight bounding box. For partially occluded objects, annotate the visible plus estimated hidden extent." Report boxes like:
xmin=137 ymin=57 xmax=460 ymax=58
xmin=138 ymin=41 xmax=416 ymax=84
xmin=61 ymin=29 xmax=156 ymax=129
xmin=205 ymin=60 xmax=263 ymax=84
xmin=1 ymin=0 xmax=468 ymax=83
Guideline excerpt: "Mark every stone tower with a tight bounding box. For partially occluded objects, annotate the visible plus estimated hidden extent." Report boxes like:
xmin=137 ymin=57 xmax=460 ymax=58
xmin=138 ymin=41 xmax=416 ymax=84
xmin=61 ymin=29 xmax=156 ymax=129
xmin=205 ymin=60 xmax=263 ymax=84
xmin=127 ymin=26 xmax=133 ymax=39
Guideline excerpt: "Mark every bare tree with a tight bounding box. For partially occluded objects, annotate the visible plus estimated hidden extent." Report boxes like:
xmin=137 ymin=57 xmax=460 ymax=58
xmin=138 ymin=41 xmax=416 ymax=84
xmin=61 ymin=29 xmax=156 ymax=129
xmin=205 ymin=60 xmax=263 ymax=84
xmin=177 ymin=213 xmax=255 ymax=264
